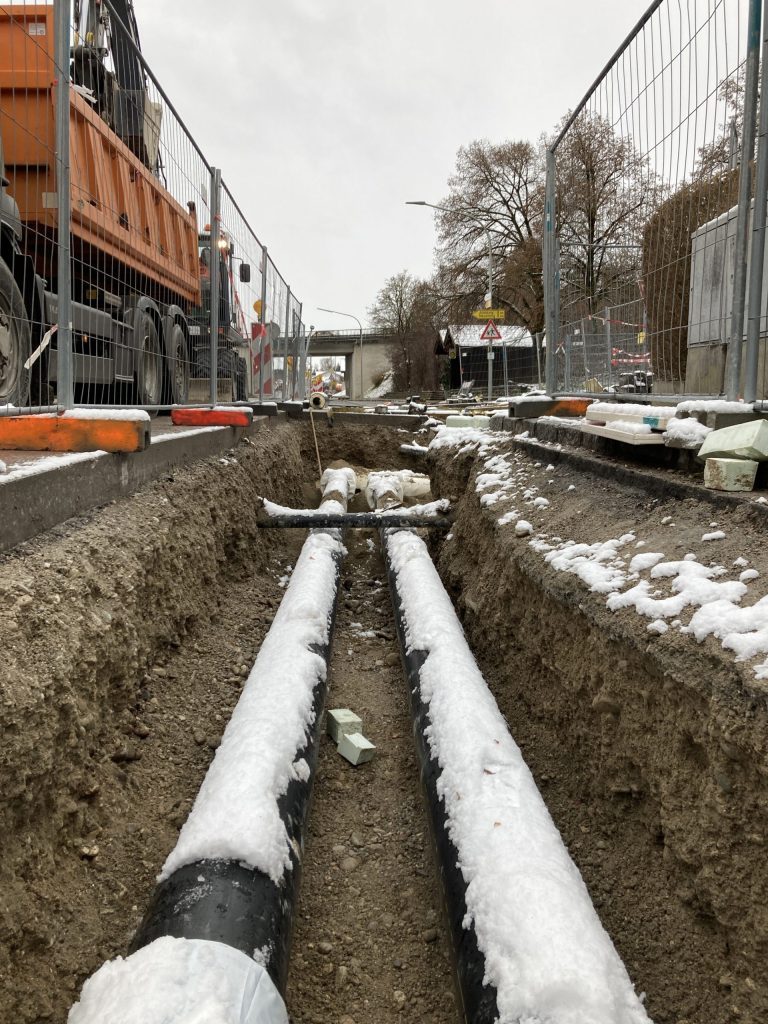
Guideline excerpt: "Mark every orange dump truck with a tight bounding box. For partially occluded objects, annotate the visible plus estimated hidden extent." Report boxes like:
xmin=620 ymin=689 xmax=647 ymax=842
xmin=0 ymin=4 xmax=247 ymax=406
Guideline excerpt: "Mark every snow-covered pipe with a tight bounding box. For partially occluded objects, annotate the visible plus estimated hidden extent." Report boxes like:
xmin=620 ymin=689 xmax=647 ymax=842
xmin=260 ymin=511 xmax=453 ymax=528
xmin=382 ymin=528 xmax=651 ymax=1024
xmin=68 ymin=468 xmax=356 ymax=1024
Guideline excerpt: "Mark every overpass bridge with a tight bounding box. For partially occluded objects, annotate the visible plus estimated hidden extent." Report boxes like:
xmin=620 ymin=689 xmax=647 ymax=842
xmin=275 ymin=328 xmax=396 ymax=399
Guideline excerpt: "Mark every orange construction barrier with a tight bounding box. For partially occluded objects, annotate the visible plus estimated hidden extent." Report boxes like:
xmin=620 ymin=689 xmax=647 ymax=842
xmin=171 ymin=406 xmax=253 ymax=428
xmin=0 ymin=413 xmax=150 ymax=453
xmin=547 ymin=398 xmax=594 ymax=417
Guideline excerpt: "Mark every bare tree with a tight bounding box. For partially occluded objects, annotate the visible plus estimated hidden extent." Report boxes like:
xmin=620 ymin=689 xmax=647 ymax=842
xmin=368 ymin=272 xmax=439 ymax=391
xmin=694 ymin=77 xmax=745 ymax=180
xmin=434 ymin=140 xmax=546 ymax=333
xmin=556 ymin=112 xmax=652 ymax=318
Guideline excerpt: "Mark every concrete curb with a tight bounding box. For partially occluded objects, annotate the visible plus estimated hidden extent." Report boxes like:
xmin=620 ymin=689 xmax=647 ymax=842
xmin=0 ymin=417 xmax=278 ymax=554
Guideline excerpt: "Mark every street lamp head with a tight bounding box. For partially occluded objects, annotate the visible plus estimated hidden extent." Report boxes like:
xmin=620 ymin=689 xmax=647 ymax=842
xmin=405 ymin=200 xmax=428 ymax=206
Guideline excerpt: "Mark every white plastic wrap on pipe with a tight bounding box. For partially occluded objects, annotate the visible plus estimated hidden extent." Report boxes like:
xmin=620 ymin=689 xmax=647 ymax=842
xmin=68 ymin=937 xmax=288 ymax=1024
xmin=364 ymin=469 xmax=431 ymax=509
xmin=318 ymin=466 xmax=357 ymax=513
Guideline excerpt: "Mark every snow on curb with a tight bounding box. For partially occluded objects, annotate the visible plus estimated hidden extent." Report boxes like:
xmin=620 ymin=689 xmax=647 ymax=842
xmin=60 ymin=407 xmax=151 ymax=421
xmin=67 ymin=937 xmax=288 ymax=1024
xmin=385 ymin=529 xmax=650 ymax=1024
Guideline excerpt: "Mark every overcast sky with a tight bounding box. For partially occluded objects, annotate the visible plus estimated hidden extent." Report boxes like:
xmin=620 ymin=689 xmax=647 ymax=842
xmin=133 ymin=0 xmax=652 ymax=331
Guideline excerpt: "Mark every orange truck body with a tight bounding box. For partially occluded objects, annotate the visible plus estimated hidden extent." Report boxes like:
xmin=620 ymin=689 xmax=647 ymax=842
xmin=0 ymin=4 xmax=200 ymax=306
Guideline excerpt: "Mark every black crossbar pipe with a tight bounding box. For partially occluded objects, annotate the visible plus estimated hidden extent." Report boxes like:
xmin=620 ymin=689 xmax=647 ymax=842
xmin=259 ymin=513 xmax=452 ymax=529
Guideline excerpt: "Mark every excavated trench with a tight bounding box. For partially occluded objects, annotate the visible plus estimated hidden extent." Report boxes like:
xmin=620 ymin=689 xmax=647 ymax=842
xmin=1 ymin=414 xmax=767 ymax=1024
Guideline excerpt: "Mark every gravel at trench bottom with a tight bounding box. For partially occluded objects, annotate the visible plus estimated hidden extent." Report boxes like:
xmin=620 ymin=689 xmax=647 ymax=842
xmin=285 ymin=527 xmax=461 ymax=1024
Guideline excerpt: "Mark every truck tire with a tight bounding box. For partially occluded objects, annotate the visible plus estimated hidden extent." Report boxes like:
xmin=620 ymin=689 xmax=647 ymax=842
xmin=195 ymin=346 xmax=237 ymax=401
xmin=165 ymin=321 xmax=190 ymax=404
xmin=234 ymin=352 xmax=247 ymax=402
xmin=0 ymin=259 xmax=31 ymax=406
xmin=134 ymin=309 xmax=163 ymax=407
xmin=220 ymin=347 xmax=247 ymax=401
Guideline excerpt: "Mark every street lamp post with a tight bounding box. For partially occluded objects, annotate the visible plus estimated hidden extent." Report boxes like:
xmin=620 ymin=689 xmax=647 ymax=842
xmin=406 ymin=199 xmax=496 ymax=400
xmin=317 ymin=307 xmax=364 ymax=401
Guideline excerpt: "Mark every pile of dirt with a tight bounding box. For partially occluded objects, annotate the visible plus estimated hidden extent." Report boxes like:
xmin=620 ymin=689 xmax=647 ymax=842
xmin=429 ymin=434 xmax=768 ymax=1024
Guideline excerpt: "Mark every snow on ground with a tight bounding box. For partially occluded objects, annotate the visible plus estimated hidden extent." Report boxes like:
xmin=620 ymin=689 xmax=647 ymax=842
xmin=602 ymin=420 xmax=653 ymax=435
xmin=68 ymin=936 xmax=288 ymax=1024
xmin=663 ymin=417 xmax=712 ymax=446
xmin=588 ymin=401 xmax=670 ymax=419
xmin=0 ymin=450 xmax=106 ymax=482
xmin=386 ymin=529 xmax=650 ymax=1024
xmin=429 ymin=424 xmax=768 ymax=682
xmin=365 ymin=369 xmax=394 ymax=398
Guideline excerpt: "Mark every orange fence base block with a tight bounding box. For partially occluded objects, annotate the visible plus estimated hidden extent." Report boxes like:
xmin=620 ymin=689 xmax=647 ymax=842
xmin=548 ymin=398 xmax=594 ymax=418
xmin=171 ymin=406 xmax=254 ymax=428
xmin=0 ymin=414 xmax=150 ymax=453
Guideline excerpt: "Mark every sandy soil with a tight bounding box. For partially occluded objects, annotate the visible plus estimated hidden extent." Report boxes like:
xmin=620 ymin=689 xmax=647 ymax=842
xmin=8 ymin=408 xmax=767 ymax=1024
xmin=285 ymin=528 xmax=460 ymax=1024
xmin=0 ymin=424 xmax=305 ymax=1023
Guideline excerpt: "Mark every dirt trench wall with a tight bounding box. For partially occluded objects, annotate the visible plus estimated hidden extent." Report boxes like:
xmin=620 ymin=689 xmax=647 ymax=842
xmin=0 ymin=422 xmax=305 ymax=1020
xmin=296 ymin=417 xmax=425 ymax=476
xmin=429 ymin=442 xmax=768 ymax=1024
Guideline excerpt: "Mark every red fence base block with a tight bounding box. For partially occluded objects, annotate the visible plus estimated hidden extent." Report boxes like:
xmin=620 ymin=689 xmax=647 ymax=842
xmin=0 ymin=414 xmax=150 ymax=453
xmin=171 ymin=407 xmax=254 ymax=428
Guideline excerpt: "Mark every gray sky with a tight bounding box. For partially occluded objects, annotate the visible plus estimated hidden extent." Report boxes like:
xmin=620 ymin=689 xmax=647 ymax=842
xmin=133 ymin=1 xmax=652 ymax=331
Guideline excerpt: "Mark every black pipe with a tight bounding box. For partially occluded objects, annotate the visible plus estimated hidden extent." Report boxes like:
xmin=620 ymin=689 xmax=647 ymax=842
xmin=130 ymin=543 xmax=344 ymax=995
xmin=381 ymin=529 xmax=500 ymax=1024
xmin=259 ymin=512 xmax=452 ymax=529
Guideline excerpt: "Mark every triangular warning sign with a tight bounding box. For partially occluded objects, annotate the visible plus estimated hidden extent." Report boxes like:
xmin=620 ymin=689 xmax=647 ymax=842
xmin=480 ymin=319 xmax=503 ymax=341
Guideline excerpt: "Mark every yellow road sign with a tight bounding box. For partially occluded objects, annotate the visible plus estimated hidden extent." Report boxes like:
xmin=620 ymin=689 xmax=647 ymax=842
xmin=472 ymin=308 xmax=505 ymax=320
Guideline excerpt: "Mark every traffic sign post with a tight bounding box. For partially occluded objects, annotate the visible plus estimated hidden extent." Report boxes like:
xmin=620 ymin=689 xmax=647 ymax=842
xmin=480 ymin=319 xmax=503 ymax=400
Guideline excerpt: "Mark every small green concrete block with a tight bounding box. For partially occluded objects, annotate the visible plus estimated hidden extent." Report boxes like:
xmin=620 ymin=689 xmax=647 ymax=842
xmin=704 ymin=457 xmax=758 ymax=492
xmin=337 ymin=731 xmax=376 ymax=766
xmin=699 ymin=419 xmax=768 ymax=461
xmin=326 ymin=708 xmax=363 ymax=744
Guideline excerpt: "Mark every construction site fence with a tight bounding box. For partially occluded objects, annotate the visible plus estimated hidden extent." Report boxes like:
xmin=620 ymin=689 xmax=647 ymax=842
xmin=543 ymin=0 xmax=768 ymax=402
xmin=0 ymin=0 xmax=303 ymax=415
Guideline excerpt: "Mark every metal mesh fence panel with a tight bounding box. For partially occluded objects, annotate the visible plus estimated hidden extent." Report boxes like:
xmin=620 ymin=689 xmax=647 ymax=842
xmin=548 ymin=0 xmax=760 ymax=399
xmin=0 ymin=0 xmax=300 ymax=413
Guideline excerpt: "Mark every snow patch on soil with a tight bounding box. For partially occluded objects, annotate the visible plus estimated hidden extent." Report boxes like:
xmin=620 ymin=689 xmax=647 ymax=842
xmin=432 ymin=426 xmax=768 ymax=680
